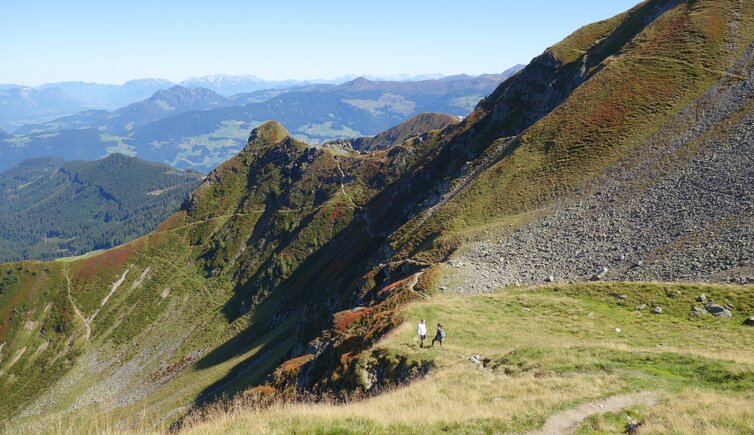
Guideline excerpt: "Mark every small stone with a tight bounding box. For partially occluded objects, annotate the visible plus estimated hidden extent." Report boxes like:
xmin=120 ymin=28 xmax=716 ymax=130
xmin=630 ymin=260 xmax=644 ymax=269
xmin=636 ymin=304 xmax=647 ymax=311
xmin=469 ymin=355 xmax=484 ymax=365
xmin=545 ymin=275 xmax=554 ymax=283
xmin=651 ymin=306 xmax=663 ymax=315
xmin=668 ymin=290 xmax=682 ymax=298
xmin=593 ymin=267 xmax=608 ymax=281
xmin=628 ymin=420 xmax=642 ymax=434
xmin=616 ymin=294 xmax=627 ymax=301
xmin=697 ymin=293 xmax=708 ymax=304
xmin=706 ymin=303 xmax=732 ymax=318
xmin=614 ymin=327 xmax=621 ymax=333
xmin=743 ymin=316 xmax=754 ymax=326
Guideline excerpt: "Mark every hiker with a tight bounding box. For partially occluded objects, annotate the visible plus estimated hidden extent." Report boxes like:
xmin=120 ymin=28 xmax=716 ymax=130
xmin=431 ymin=323 xmax=445 ymax=347
xmin=417 ymin=319 xmax=427 ymax=348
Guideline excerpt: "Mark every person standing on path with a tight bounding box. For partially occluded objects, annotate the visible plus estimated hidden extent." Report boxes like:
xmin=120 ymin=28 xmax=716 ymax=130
xmin=431 ymin=323 xmax=445 ymax=347
xmin=417 ymin=319 xmax=427 ymax=348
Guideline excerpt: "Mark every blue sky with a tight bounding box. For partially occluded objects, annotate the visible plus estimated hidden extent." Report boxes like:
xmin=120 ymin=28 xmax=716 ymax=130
xmin=1 ymin=1 xmax=640 ymax=85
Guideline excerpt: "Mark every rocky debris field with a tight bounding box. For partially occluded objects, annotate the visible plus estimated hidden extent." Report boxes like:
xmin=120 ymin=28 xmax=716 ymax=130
xmin=443 ymin=45 xmax=754 ymax=293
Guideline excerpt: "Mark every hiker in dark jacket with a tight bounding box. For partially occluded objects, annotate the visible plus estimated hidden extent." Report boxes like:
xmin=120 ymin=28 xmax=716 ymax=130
xmin=431 ymin=323 xmax=445 ymax=347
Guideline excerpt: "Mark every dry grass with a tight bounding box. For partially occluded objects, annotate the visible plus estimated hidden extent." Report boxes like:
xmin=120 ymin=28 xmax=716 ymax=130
xmin=178 ymin=369 xmax=625 ymax=434
xmin=173 ymin=282 xmax=754 ymax=434
xmin=8 ymin=281 xmax=754 ymax=434
xmin=642 ymin=389 xmax=754 ymax=434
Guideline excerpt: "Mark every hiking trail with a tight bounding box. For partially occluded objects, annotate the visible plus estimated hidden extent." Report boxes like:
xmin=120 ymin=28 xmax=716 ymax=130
xmin=335 ymin=157 xmax=357 ymax=209
xmin=527 ymin=391 xmax=658 ymax=435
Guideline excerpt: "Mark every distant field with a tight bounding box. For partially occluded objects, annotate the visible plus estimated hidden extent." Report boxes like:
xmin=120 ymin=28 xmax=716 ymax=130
xmin=53 ymin=249 xmax=106 ymax=263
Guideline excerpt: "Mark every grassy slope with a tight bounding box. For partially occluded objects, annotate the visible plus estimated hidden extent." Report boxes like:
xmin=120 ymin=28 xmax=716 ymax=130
xmin=393 ymin=0 xmax=754 ymax=257
xmin=176 ymin=279 xmax=754 ymax=434
xmin=0 ymin=121 xmax=444 ymax=429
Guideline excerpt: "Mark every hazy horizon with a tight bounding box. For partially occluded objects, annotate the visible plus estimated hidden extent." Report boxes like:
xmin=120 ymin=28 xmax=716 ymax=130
xmin=3 ymin=1 xmax=639 ymax=86
xmin=0 ymin=70 xmax=519 ymax=88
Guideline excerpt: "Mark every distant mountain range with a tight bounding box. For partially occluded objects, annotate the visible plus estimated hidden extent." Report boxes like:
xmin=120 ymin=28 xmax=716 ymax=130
xmin=15 ymin=86 xmax=233 ymax=136
xmin=0 ymin=72 xmax=519 ymax=131
xmin=37 ymin=79 xmax=175 ymax=111
xmin=0 ymin=67 xmax=524 ymax=172
xmin=0 ymin=86 xmax=85 ymax=130
xmin=179 ymin=74 xmax=324 ymax=96
xmin=0 ymin=153 xmax=202 ymax=262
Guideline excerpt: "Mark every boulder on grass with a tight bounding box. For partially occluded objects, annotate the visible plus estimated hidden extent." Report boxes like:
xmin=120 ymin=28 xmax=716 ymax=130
xmin=706 ymin=303 xmax=732 ymax=318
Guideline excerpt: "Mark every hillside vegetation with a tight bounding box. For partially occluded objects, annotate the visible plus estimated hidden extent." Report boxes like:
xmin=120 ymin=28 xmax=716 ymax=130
xmin=15 ymin=281 xmax=754 ymax=433
xmin=1 ymin=0 xmax=753 ymax=433
xmin=175 ymin=281 xmax=754 ymax=434
xmin=0 ymin=154 xmax=202 ymax=261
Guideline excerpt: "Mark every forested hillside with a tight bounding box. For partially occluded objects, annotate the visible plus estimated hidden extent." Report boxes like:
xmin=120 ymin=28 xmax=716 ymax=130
xmin=0 ymin=154 xmax=202 ymax=261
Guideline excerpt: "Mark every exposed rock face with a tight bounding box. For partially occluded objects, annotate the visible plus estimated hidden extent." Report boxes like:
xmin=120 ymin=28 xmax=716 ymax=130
xmin=319 ymin=138 xmax=354 ymax=153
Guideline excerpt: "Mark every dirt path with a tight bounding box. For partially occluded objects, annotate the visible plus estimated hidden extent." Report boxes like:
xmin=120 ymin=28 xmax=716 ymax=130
xmin=335 ymin=157 xmax=358 ymax=209
xmin=407 ymin=271 xmax=429 ymax=299
xmin=528 ymin=391 xmax=658 ymax=435
xmin=65 ymin=267 xmax=91 ymax=341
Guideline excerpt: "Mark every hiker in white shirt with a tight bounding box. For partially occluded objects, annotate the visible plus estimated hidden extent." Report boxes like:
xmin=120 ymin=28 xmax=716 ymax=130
xmin=417 ymin=319 xmax=427 ymax=348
